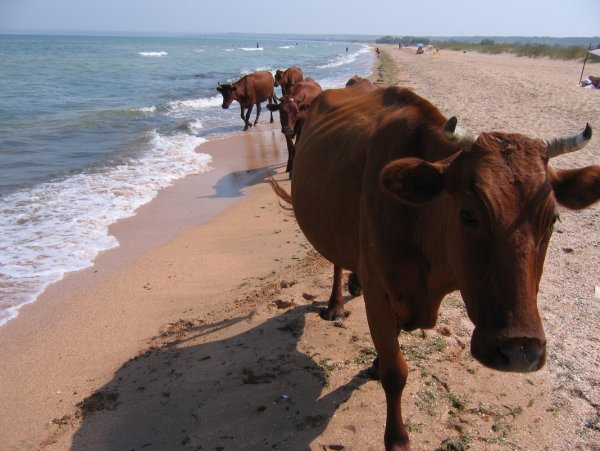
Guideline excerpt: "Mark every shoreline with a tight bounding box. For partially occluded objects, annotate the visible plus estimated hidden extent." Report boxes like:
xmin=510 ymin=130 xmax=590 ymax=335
xmin=0 ymin=122 xmax=300 ymax=449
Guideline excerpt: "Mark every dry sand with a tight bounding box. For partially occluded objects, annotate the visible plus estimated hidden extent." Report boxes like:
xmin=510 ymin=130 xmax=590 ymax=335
xmin=1 ymin=45 xmax=599 ymax=451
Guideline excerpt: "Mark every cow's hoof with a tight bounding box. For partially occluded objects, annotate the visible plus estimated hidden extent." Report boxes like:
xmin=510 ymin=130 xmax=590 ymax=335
xmin=368 ymin=357 xmax=380 ymax=380
xmin=348 ymin=272 xmax=362 ymax=297
xmin=320 ymin=307 xmax=350 ymax=321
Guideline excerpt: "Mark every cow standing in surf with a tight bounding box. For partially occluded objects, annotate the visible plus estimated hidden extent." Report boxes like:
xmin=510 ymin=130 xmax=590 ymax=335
xmin=217 ymin=71 xmax=277 ymax=131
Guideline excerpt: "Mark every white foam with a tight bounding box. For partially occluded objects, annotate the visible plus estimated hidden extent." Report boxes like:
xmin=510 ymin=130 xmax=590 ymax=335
xmin=139 ymin=51 xmax=168 ymax=57
xmin=0 ymin=131 xmax=212 ymax=327
xmin=239 ymin=47 xmax=263 ymax=51
xmin=279 ymin=46 xmax=294 ymax=49
xmin=187 ymin=119 xmax=203 ymax=133
xmin=165 ymin=95 xmax=222 ymax=117
xmin=135 ymin=106 xmax=157 ymax=113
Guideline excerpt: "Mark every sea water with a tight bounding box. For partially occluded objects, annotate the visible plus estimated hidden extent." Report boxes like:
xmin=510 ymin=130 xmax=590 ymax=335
xmin=0 ymin=33 xmax=375 ymax=326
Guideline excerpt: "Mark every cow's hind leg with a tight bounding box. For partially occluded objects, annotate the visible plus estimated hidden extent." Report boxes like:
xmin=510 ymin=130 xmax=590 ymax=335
xmin=253 ymin=102 xmax=261 ymax=126
xmin=243 ymin=106 xmax=253 ymax=130
xmin=321 ymin=264 xmax=346 ymax=321
xmin=348 ymin=272 xmax=362 ymax=296
xmin=268 ymin=96 xmax=275 ymax=122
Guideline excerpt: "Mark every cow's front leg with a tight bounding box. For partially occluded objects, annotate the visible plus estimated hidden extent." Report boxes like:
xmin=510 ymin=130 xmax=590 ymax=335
xmin=240 ymin=107 xmax=250 ymax=131
xmin=284 ymin=135 xmax=295 ymax=174
xmin=253 ymin=102 xmax=261 ymax=126
xmin=363 ymin=282 xmax=411 ymax=450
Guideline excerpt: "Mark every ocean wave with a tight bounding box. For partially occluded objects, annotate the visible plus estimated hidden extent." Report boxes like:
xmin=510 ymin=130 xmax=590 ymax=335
xmin=239 ymin=47 xmax=263 ymax=51
xmin=0 ymin=131 xmax=212 ymax=326
xmin=318 ymin=45 xmax=371 ymax=69
xmin=279 ymin=45 xmax=294 ymax=49
xmin=163 ymin=95 xmax=222 ymax=117
xmin=139 ymin=51 xmax=168 ymax=57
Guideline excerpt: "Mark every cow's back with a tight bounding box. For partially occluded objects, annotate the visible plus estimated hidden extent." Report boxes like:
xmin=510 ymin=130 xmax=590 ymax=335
xmin=292 ymin=86 xmax=450 ymax=271
xmin=288 ymin=79 xmax=322 ymax=104
xmin=240 ymin=71 xmax=274 ymax=104
xmin=301 ymin=86 xmax=375 ymax=138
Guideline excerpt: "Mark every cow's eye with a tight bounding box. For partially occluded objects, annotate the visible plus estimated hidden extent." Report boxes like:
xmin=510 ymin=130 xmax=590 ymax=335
xmin=460 ymin=208 xmax=479 ymax=228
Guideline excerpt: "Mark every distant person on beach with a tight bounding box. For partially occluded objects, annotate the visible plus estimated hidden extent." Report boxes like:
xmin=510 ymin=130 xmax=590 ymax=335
xmin=399 ymin=43 xmax=403 ymax=50
xmin=256 ymin=42 xmax=259 ymax=48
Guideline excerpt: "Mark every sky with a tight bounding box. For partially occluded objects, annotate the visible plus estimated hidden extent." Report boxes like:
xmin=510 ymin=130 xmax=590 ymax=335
xmin=0 ymin=0 xmax=598 ymax=37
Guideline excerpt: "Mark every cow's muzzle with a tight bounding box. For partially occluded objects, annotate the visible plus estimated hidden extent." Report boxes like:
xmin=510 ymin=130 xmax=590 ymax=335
xmin=222 ymin=104 xmax=229 ymax=110
xmin=471 ymin=329 xmax=546 ymax=373
xmin=282 ymin=127 xmax=293 ymax=136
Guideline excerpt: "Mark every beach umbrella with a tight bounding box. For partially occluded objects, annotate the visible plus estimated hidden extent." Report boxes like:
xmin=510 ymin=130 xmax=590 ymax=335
xmin=579 ymin=45 xmax=600 ymax=84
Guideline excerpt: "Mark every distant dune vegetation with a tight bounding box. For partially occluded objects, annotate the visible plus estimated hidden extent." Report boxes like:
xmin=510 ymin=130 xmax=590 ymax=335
xmin=377 ymin=35 xmax=600 ymax=61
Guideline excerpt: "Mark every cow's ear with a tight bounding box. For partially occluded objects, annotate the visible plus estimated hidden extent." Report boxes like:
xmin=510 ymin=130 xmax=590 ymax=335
xmin=266 ymin=103 xmax=280 ymax=112
xmin=380 ymin=157 xmax=445 ymax=205
xmin=550 ymin=165 xmax=600 ymax=210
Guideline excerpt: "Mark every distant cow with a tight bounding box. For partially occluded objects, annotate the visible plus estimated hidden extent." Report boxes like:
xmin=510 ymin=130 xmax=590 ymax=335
xmin=345 ymin=75 xmax=377 ymax=91
xmin=273 ymin=85 xmax=599 ymax=450
xmin=274 ymin=66 xmax=304 ymax=95
xmin=216 ymin=71 xmax=276 ymax=131
xmin=267 ymin=78 xmax=322 ymax=174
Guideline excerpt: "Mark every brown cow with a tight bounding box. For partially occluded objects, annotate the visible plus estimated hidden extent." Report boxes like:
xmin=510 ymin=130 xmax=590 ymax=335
xmin=275 ymin=85 xmax=600 ymax=450
xmin=216 ymin=71 xmax=276 ymax=131
xmin=267 ymin=78 xmax=322 ymax=174
xmin=296 ymin=77 xmax=379 ymax=319
xmin=274 ymin=66 xmax=304 ymax=95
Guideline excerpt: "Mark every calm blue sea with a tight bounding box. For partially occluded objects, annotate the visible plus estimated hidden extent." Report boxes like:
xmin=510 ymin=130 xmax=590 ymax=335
xmin=0 ymin=33 xmax=375 ymax=326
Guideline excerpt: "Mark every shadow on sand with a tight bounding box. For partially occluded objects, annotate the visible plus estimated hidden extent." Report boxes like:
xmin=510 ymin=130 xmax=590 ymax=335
xmin=197 ymin=163 xmax=283 ymax=200
xmin=70 ymin=303 xmax=370 ymax=450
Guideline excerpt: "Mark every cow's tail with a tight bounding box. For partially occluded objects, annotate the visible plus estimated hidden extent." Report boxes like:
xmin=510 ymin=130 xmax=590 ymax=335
xmin=267 ymin=176 xmax=295 ymax=213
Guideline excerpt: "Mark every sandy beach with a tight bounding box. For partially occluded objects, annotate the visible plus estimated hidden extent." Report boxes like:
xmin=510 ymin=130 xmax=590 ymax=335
xmin=1 ymin=45 xmax=599 ymax=451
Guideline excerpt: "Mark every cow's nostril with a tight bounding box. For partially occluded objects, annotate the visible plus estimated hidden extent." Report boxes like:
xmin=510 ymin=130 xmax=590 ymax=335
xmin=497 ymin=337 xmax=545 ymax=372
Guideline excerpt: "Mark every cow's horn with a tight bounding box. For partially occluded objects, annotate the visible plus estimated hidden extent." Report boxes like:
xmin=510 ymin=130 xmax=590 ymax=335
xmin=546 ymin=123 xmax=592 ymax=158
xmin=294 ymin=94 xmax=306 ymax=104
xmin=443 ymin=116 xmax=475 ymax=149
xmin=273 ymin=93 xmax=282 ymax=102
xmin=217 ymin=82 xmax=222 ymax=87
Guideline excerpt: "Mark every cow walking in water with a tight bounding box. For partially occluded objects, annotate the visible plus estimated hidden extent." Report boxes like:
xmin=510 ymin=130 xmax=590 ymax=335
xmin=272 ymin=85 xmax=600 ymax=450
xmin=267 ymin=78 xmax=322 ymax=174
xmin=216 ymin=71 xmax=277 ymax=131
